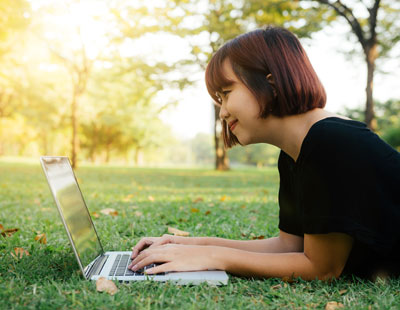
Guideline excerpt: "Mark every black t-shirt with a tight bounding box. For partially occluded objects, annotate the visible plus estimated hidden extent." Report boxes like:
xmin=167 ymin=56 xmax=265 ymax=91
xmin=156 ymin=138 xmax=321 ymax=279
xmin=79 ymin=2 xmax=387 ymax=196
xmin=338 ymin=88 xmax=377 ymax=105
xmin=278 ymin=117 xmax=400 ymax=279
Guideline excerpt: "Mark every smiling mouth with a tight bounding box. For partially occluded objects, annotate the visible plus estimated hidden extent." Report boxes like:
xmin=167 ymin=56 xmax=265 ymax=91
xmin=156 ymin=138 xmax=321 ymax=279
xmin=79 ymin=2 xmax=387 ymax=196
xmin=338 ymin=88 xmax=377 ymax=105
xmin=229 ymin=120 xmax=238 ymax=131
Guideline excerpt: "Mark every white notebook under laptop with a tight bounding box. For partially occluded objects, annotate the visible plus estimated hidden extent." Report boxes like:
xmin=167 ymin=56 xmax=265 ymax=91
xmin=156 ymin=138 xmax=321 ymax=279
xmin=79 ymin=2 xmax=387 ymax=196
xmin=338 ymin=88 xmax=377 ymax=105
xmin=40 ymin=156 xmax=228 ymax=285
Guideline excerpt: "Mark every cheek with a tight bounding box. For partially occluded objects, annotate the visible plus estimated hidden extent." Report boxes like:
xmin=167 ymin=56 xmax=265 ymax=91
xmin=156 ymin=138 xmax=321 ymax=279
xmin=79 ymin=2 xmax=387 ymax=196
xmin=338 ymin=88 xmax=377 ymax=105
xmin=236 ymin=92 xmax=260 ymax=113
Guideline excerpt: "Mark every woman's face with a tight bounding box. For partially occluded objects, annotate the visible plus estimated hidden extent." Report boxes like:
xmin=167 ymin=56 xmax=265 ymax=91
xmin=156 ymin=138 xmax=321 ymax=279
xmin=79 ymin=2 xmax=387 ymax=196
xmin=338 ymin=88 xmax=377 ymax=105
xmin=218 ymin=59 xmax=263 ymax=146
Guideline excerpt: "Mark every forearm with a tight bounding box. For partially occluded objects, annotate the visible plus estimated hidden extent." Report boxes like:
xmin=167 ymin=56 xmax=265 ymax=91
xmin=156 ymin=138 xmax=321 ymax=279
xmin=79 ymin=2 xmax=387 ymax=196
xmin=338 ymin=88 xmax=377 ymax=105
xmin=212 ymin=247 xmax=336 ymax=280
xmin=194 ymin=236 xmax=298 ymax=253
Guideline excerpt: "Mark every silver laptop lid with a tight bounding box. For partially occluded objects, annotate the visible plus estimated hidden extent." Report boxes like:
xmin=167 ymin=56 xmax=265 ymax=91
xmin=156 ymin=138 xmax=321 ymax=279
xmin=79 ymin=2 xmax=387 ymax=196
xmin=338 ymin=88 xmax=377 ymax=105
xmin=40 ymin=156 xmax=104 ymax=278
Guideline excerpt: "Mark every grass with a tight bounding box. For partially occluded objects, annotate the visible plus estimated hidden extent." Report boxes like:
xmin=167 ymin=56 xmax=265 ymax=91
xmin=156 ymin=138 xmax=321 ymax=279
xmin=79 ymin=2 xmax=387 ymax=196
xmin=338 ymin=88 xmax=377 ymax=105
xmin=0 ymin=160 xmax=399 ymax=310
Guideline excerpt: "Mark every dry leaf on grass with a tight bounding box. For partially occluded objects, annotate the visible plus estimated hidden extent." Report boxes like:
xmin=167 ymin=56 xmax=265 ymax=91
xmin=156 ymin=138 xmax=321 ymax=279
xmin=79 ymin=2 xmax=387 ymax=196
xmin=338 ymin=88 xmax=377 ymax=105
xmin=0 ymin=224 xmax=4 ymax=231
xmin=251 ymin=235 xmax=265 ymax=240
xmin=33 ymin=198 xmax=41 ymax=206
xmin=191 ymin=208 xmax=199 ymax=213
xmin=96 ymin=277 xmax=118 ymax=295
xmin=193 ymin=197 xmax=204 ymax=203
xmin=100 ymin=208 xmax=118 ymax=216
xmin=11 ymin=247 xmax=30 ymax=259
xmin=134 ymin=211 xmax=143 ymax=217
xmin=92 ymin=212 xmax=100 ymax=218
xmin=168 ymin=227 xmax=189 ymax=236
xmin=205 ymin=210 xmax=211 ymax=215
xmin=1 ymin=227 xmax=19 ymax=237
xmin=220 ymin=195 xmax=228 ymax=202
xmin=122 ymin=194 xmax=134 ymax=202
xmin=148 ymin=196 xmax=155 ymax=202
xmin=34 ymin=233 xmax=47 ymax=244
xmin=325 ymin=301 xmax=344 ymax=310
xmin=339 ymin=289 xmax=347 ymax=295
xmin=271 ymin=284 xmax=282 ymax=290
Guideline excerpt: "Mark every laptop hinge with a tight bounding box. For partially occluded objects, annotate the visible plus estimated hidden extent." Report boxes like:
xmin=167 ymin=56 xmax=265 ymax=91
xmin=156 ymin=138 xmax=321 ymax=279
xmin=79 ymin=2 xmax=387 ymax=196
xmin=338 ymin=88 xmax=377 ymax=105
xmin=86 ymin=254 xmax=108 ymax=279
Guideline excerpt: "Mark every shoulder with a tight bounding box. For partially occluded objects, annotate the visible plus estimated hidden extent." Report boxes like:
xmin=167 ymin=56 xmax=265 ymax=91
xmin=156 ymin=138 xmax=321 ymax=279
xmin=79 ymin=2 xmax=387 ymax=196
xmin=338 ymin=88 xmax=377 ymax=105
xmin=308 ymin=117 xmax=369 ymax=148
xmin=301 ymin=117 xmax=399 ymax=165
xmin=298 ymin=117 xmax=400 ymax=190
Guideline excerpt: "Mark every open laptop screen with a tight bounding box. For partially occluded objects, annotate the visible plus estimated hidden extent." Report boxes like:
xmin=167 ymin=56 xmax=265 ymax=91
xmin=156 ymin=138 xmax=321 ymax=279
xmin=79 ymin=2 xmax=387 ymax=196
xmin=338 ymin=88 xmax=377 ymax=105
xmin=41 ymin=157 xmax=103 ymax=271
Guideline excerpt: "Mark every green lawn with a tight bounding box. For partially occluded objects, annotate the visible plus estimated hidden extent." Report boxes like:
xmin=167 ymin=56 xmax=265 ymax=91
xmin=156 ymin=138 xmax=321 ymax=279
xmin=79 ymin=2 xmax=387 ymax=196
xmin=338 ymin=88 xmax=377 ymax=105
xmin=0 ymin=160 xmax=399 ymax=310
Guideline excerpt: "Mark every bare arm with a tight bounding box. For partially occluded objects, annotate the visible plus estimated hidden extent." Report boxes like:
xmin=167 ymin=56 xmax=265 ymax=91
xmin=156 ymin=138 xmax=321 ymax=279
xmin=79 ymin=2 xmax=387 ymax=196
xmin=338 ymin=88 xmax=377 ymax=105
xmin=199 ymin=230 xmax=303 ymax=253
xmin=131 ymin=232 xmax=353 ymax=280
xmin=131 ymin=230 xmax=303 ymax=259
xmin=212 ymin=232 xmax=354 ymax=280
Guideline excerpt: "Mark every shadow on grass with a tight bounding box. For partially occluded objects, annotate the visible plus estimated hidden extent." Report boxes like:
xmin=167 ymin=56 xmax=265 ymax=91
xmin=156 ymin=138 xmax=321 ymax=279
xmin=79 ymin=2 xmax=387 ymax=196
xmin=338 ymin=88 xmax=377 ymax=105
xmin=1 ymin=245 xmax=82 ymax=284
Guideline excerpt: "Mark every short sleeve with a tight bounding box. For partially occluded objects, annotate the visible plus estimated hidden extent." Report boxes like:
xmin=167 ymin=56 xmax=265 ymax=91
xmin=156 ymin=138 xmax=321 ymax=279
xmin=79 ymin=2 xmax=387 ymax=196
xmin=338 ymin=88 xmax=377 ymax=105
xmin=278 ymin=151 xmax=303 ymax=236
xmin=297 ymin=120 xmax=400 ymax=256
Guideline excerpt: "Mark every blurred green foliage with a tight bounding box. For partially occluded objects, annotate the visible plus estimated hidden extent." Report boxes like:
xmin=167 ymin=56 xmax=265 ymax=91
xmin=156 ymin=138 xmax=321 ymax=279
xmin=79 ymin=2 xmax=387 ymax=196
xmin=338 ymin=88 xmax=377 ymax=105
xmin=342 ymin=99 xmax=400 ymax=150
xmin=0 ymin=0 xmax=399 ymax=167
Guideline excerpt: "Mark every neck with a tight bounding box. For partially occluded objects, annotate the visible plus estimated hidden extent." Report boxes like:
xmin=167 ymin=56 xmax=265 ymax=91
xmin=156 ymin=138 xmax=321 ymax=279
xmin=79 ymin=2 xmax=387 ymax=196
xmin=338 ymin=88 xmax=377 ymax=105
xmin=259 ymin=109 xmax=334 ymax=162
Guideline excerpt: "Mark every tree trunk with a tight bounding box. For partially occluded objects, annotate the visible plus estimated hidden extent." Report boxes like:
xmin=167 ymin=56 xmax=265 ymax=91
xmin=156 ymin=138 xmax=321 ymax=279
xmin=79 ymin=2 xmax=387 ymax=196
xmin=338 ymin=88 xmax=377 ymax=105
xmin=71 ymin=91 xmax=79 ymax=168
xmin=214 ymin=104 xmax=229 ymax=171
xmin=105 ymin=143 xmax=110 ymax=163
xmin=134 ymin=147 xmax=142 ymax=166
xmin=42 ymin=132 xmax=48 ymax=155
xmin=364 ymin=43 xmax=377 ymax=131
xmin=0 ymin=118 xmax=3 ymax=156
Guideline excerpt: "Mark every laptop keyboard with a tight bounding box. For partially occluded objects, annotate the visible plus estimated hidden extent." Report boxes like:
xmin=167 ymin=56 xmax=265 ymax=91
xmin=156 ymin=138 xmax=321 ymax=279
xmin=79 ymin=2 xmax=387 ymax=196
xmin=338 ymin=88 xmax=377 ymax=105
xmin=108 ymin=254 xmax=165 ymax=276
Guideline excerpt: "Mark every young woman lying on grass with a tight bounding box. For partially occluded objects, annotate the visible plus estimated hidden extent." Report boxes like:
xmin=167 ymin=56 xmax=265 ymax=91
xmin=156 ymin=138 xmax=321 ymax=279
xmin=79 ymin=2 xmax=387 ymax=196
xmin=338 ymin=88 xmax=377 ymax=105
xmin=129 ymin=26 xmax=400 ymax=281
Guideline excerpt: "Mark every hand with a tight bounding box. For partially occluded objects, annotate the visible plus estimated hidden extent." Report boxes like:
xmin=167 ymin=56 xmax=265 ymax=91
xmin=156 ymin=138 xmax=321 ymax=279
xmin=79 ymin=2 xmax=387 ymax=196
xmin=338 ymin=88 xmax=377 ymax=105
xmin=128 ymin=244 xmax=222 ymax=274
xmin=131 ymin=234 xmax=193 ymax=260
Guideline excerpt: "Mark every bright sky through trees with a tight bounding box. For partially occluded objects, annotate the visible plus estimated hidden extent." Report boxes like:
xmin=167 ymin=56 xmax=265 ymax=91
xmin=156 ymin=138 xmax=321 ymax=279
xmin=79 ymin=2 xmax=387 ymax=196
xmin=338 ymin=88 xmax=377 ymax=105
xmin=27 ymin=0 xmax=400 ymax=140
xmin=162 ymin=25 xmax=400 ymax=139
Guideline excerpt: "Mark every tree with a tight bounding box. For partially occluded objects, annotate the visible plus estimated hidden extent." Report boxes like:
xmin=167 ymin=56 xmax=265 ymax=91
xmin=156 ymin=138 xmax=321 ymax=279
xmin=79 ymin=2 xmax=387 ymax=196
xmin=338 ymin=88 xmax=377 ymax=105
xmin=189 ymin=133 xmax=214 ymax=165
xmin=341 ymin=98 xmax=400 ymax=149
xmin=0 ymin=0 xmax=31 ymax=58
xmin=30 ymin=1 xmax=109 ymax=167
xmin=110 ymin=0 xmax=328 ymax=170
xmin=0 ymin=0 xmax=31 ymax=155
xmin=307 ymin=0 xmax=400 ymax=130
xmin=228 ymin=143 xmax=280 ymax=167
xmin=80 ymin=58 xmax=175 ymax=164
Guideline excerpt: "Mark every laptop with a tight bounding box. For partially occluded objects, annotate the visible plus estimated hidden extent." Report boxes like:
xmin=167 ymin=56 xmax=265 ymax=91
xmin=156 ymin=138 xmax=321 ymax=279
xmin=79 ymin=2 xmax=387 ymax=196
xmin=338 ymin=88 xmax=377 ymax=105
xmin=40 ymin=156 xmax=229 ymax=285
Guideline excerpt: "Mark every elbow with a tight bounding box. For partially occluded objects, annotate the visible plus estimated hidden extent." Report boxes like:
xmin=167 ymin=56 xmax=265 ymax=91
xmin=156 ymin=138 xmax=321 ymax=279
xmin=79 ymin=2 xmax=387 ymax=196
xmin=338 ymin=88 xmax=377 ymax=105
xmin=305 ymin=257 xmax=344 ymax=281
xmin=313 ymin=266 xmax=344 ymax=281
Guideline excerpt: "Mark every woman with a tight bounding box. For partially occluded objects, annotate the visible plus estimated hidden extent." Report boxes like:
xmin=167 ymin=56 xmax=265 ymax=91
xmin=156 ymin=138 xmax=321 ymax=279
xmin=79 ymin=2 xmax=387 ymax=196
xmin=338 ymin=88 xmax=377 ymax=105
xmin=129 ymin=26 xmax=400 ymax=280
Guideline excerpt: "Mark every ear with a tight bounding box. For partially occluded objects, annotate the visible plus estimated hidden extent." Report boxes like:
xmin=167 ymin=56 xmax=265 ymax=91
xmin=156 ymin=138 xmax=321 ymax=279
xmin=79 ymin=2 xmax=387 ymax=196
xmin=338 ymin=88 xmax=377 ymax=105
xmin=266 ymin=73 xmax=277 ymax=97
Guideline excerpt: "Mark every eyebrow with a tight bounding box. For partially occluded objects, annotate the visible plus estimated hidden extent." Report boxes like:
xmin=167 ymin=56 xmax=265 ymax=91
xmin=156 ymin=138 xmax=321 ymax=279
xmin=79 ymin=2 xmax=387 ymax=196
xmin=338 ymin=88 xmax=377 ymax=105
xmin=221 ymin=81 xmax=236 ymax=89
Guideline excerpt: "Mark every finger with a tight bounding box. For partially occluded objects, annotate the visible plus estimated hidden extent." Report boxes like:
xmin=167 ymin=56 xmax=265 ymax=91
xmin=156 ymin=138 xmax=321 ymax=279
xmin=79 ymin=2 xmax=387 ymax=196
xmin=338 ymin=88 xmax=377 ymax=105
xmin=129 ymin=249 xmax=148 ymax=268
xmin=148 ymin=234 xmax=173 ymax=249
xmin=131 ymin=239 xmax=154 ymax=258
xmin=145 ymin=262 xmax=174 ymax=275
xmin=129 ymin=247 xmax=159 ymax=269
xmin=131 ymin=254 xmax=165 ymax=272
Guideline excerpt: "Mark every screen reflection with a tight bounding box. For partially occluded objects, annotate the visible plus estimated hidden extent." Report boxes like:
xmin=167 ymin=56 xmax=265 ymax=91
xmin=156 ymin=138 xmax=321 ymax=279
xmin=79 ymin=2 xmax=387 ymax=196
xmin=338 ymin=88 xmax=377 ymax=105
xmin=41 ymin=157 xmax=102 ymax=269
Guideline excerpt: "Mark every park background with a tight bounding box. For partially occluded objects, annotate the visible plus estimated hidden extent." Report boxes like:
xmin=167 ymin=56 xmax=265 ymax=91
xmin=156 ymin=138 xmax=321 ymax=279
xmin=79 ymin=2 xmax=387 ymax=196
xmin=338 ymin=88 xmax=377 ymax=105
xmin=1 ymin=1 xmax=400 ymax=309
xmin=1 ymin=0 xmax=399 ymax=170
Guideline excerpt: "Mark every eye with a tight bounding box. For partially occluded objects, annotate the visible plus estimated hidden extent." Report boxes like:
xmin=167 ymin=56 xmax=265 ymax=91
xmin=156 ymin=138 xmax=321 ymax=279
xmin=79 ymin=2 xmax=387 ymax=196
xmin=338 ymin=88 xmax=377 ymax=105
xmin=222 ymin=90 xmax=231 ymax=97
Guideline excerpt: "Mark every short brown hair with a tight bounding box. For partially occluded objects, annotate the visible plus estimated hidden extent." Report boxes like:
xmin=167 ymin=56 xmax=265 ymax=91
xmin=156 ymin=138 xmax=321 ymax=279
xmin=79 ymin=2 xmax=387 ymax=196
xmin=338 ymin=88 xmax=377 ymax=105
xmin=205 ymin=26 xmax=326 ymax=148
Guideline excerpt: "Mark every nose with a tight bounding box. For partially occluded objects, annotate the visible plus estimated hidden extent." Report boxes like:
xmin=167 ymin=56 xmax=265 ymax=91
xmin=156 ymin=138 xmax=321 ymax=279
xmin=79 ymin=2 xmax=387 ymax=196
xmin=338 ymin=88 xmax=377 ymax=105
xmin=219 ymin=101 xmax=230 ymax=120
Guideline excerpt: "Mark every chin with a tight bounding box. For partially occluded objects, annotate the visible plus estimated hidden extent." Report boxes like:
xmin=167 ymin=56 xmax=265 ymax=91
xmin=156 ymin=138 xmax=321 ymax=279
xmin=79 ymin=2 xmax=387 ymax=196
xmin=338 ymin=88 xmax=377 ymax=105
xmin=236 ymin=135 xmax=253 ymax=146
